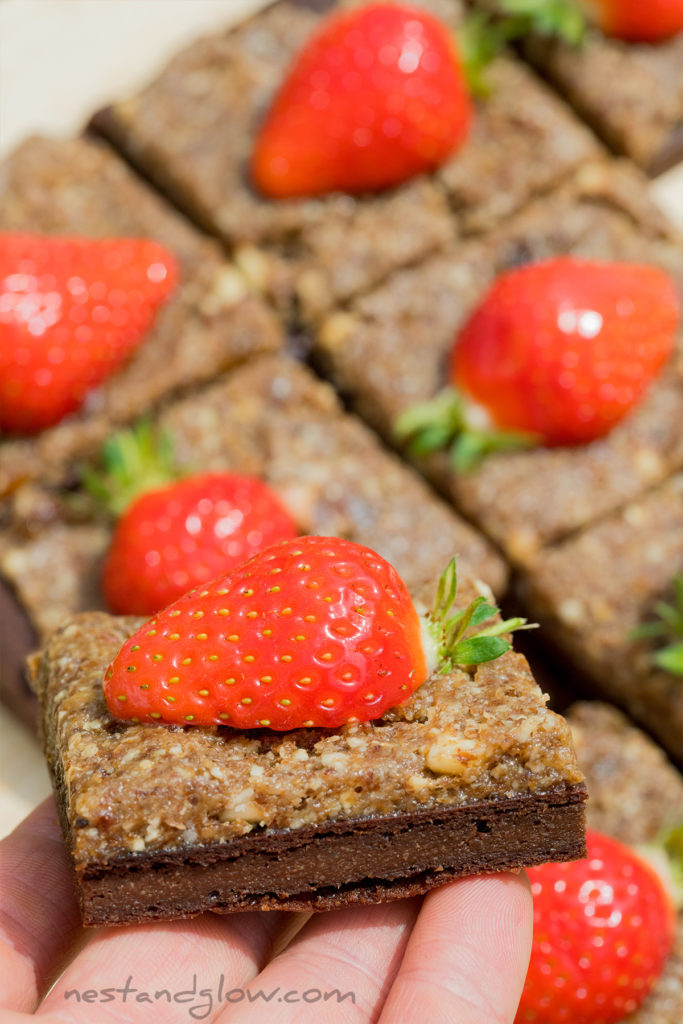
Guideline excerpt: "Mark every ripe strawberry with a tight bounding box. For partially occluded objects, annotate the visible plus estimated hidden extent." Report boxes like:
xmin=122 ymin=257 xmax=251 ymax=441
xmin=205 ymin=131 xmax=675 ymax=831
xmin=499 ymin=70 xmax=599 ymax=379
xmin=397 ymin=258 xmax=679 ymax=468
xmin=103 ymin=473 xmax=298 ymax=616
xmin=0 ymin=233 xmax=177 ymax=434
xmin=251 ymin=3 xmax=472 ymax=198
xmin=104 ymin=538 xmax=530 ymax=729
xmin=516 ymin=829 xmax=676 ymax=1024
xmin=86 ymin=421 xmax=297 ymax=616
xmin=584 ymin=0 xmax=683 ymax=42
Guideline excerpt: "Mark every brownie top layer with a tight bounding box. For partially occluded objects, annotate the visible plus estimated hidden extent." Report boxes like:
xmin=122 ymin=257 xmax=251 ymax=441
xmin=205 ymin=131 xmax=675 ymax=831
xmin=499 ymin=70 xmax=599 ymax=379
xmin=568 ymin=702 xmax=683 ymax=846
xmin=95 ymin=0 xmax=598 ymax=323
xmin=520 ymin=472 xmax=683 ymax=763
xmin=97 ymin=0 xmax=446 ymax=243
xmin=0 ymin=136 xmax=282 ymax=497
xmin=525 ymin=28 xmax=683 ymax=173
xmin=523 ymin=472 xmax=683 ymax=684
xmin=317 ymin=161 xmax=683 ymax=562
xmin=0 ymin=354 xmax=506 ymax=641
xmin=33 ymin=603 xmax=583 ymax=866
xmin=0 ymin=135 xmax=215 ymax=270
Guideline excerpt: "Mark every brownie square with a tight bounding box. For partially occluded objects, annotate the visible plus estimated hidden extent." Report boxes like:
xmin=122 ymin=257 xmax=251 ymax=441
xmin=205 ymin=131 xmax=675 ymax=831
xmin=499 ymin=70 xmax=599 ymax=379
xmin=520 ymin=474 xmax=683 ymax=762
xmin=0 ymin=354 xmax=506 ymax=643
xmin=523 ymin=29 xmax=683 ymax=175
xmin=0 ymin=136 xmax=283 ymax=498
xmin=315 ymin=161 xmax=683 ymax=564
xmin=567 ymin=702 xmax=683 ymax=1024
xmin=93 ymin=0 xmax=600 ymax=322
xmin=32 ymin=581 xmax=586 ymax=925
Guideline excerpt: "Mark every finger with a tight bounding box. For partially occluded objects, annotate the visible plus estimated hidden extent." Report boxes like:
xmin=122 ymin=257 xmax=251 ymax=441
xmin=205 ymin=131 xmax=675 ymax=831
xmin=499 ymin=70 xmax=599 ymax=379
xmin=38 ymin=905 xmax=291 ymax=1024
xmin=216 ymin=898 xmax=420 ymax=1024
xmin=0 ymin=796 xmax=83 ymax=1012
xmin=379 ymin=873 xmax=533 ymax=1024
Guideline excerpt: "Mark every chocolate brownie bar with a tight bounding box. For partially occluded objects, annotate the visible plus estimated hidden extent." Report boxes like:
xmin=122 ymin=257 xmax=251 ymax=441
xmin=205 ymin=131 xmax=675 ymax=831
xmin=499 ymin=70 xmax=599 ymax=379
xmin=0 ymin=136 xmax=283 ymax=498
xmin=520 ymin=474 xmax=683 ymax=763
xmin=523 ymin=29 xmax=683 ymax=175
xmin=316 ymin=161 xmax=683 ymax=564
xmin=568 ymin=702 xmax=683 ymax=1024
xmin=31 ymin=576 xmax=586 ymax=926
xmin=0 ymin=354 xmax=505 ymax=642
xmin=93 ymin=0 xmax=600 ymax=322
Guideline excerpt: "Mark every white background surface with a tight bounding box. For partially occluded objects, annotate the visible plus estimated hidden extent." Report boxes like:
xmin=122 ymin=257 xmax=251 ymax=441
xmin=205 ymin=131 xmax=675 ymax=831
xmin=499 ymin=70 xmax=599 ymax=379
xmin=0 ymin=0 xmax=682 ymax=840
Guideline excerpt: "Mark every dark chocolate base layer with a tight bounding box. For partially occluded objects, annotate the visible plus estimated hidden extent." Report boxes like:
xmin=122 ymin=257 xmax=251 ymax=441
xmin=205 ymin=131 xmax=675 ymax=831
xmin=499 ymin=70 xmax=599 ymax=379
xmin=66 ymin=786 xmax=586 ymax=926
xmin=0 ymin=578 xmax=38 ymax=730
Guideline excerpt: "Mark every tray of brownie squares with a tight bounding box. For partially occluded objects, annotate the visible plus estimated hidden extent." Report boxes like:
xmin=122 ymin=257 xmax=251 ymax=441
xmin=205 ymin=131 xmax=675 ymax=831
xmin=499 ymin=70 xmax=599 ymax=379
xmin=1 ymin=0 xmax=682 ymax=1020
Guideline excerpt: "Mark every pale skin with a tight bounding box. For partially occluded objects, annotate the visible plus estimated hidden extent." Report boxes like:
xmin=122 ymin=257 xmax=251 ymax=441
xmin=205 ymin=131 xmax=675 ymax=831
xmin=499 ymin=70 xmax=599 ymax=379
xmin=1 ymin=799 xmax=532 ymax=1023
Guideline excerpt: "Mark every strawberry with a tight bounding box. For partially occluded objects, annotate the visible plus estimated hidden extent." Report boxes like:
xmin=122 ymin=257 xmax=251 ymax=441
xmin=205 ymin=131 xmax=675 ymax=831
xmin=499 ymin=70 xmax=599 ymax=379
xmin=0 ymin=233 xmax=177 ymax=434
xmin=516 ymin=829 xmax=677 ymax=1024
xmin=583 ymin=0 xmax=683 ymax=42
xmin=396 ymin=258 xmax=679 ymax=469
xmin=104 ymin=538 xmax=530 ymax=729
xmin=86 ymin=422 xmax=297 ymax=616
xmin=251 ymin=3 xmax=472 ymax=198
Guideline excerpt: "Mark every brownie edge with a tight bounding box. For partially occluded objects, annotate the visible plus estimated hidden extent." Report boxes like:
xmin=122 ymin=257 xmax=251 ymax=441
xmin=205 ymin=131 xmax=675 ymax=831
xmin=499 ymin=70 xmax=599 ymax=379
xmin=76 ymin=789 xmax=586 ymax=926
xmin=36 ymin=610 xmax=585 ymax=927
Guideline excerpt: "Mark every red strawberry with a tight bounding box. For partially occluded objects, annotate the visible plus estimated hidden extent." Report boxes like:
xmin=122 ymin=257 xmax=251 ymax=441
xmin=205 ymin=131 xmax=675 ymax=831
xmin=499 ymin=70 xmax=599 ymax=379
xmin=516 ymin=829 xmax=676 ymax=1024
xmin=397 ymin=258 xmax=679 ymax=468
xmin=0 ymin=234 xmax=177 ymax=434
xmin=585 ymin=0 xmax=683 ymax=42
xmin=104 ymin=538 xmax=529 ymax=729
xmin=103 ymin=472 xmax=298 ymax=616
xmin=251 ymin=3 xmax=472 ymax=198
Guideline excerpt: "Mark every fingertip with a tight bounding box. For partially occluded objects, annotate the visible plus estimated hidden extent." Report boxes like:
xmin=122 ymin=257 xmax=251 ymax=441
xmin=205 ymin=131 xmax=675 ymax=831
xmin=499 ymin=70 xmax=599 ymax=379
xmin=378 ymin=872 xmax=533 ymax=1024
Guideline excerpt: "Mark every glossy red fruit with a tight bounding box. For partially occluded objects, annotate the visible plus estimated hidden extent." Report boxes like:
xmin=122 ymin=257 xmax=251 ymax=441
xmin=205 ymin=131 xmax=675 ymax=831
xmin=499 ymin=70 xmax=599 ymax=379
xmin=103 ymin=473 xmax=297 ymax=616
xmin=252 ymin=3 xmax=472 ymax=198
xmin=452 ymin=258 xmax=679 ymax=446
xmin=516 ymin=829 xmax=676 ymax=1024
xmin=104 ymin=536 xmax=428 ymax=730
xmin=0 ymin=234 xmax=177 ymax=434
xmin=586 ymin=0 xmax=683 ymax=42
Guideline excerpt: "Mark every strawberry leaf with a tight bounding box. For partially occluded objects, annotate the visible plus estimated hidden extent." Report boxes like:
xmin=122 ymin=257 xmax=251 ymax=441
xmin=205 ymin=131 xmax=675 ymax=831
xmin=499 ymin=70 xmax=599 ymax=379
xmin=395 ymin=388 xmax=537 ymax=473
xmin=493 ymin=0 xmax=585 ymax=44
xmin=655 ymin=642 xmax=683 ymax=676
xmin=82 ymin=419 xmax=181 ymax=518
xmin=469 ymin=600 xmax=500 ymax=627
xmin=458 ymin=11 xmax=517 ymax=97
xmin=452 ymin=635 xmax=511 ymax=664
xmin=662 ymin=824 xmax=683 ymax=908
xmin=458 ymin=1 xmax=585 ymax=97
xmin=631 ymin=574 xmax=683 ymax=678
xmin=428 ymin=558 xmax=535 ymax=671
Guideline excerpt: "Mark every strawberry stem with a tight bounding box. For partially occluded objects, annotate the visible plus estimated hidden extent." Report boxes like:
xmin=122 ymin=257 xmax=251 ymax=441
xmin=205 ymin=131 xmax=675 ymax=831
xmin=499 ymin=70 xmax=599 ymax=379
xmin=394 ymin=388 xmax=537 ymax=472
xmin=631 ymin=574 xmax=683 ymax=677
xmin=82 ymin=419 xmax=181 ymax=518
xmin=458 ymin=0 xmax=585 ymax=96
xmin=426 ymin=558 xmax=536 ymax=670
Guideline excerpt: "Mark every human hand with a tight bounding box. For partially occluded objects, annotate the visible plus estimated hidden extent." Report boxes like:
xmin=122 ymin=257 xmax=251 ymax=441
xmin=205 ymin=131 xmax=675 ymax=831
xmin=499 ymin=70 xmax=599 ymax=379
xmin=1 ymin=798 xmax=532 ymax=1023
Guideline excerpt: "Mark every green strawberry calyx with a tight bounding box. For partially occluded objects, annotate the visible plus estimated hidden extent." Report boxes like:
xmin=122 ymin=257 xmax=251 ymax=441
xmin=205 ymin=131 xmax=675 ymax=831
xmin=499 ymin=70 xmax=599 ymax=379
xmin=394 ymin=387 xmax=538 ymax=473
xmin=419 ymin=558 xmax=536 ymax=674
xmin=459 ymin=0 xmax=585 ymax=97
xmin=82 ymin=419 xmax=182 ymax=518
xmin=631 ymin=574 xmax=683 ymax=677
